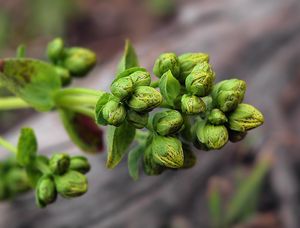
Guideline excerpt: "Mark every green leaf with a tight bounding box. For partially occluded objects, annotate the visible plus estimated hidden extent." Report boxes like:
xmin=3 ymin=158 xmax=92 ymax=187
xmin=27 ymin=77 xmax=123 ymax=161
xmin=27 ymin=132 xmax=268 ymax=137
xmin=59 ymin=109 xmax=104 ymax=153
xmin=116 ymin=39 xmax=139 ymax=75
xmin=0 ymin=58 xmax=61 ymax=111
xmin=225 ymin=158 xmax=270 ymax=225
xmin=159 ymin=70 xmax=181 ymax=107
xmin=128 ymin=146 xmax=144 ymax=181
xmin=107 ymin=121 xmax=136 ymax=169
xmin=95 ymin=92 xmax=111 ymax=125
xmin=115 ymin=67 xmax=146 ymax=81
xmin=17 ymin=128 xmax=38 ymax=167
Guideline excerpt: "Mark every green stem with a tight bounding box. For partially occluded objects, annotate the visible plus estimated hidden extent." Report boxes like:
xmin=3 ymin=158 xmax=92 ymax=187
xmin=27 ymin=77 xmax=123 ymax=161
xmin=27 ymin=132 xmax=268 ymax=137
xmin=0 ymin=137 xmax=17 ymax=154
xmin=64 ymin=106 xmax=95 ymax=119
xmin=0 ymin=97 xmax=31 ymax=110
xmin=35 ymin=159 xmax=51 ymax=174
xmin=150 ymin=80 xmax=159 ymax=88
xmin=55 ymin=95 xmax=98 ymax=107
xmin=54 ymin=88 xmax=104 ymax=98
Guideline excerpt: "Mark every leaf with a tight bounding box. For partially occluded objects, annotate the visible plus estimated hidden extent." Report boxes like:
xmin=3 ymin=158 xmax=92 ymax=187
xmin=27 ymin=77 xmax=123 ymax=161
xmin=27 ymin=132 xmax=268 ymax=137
xmin=115 ymin=67 xmax=146 ymax=81
xmin=107 ymin=121 xmax=136 ymax=169
xmin=59 ymin=109 xmax=104 ymax=153
xmin=17 ymin=128 xmax=38 ymax=167
xmin=128 ymin=146 xmax=144 ymax=180
xmin=0 ymin=58 xmax=61 ymax=111
xmin=225 ymin=158 xmax=270 ymax=225
xmin=116 ymin=39 xmax=139 ymax=75
xmin=95 ymin=92 xmax=111 ymax=125
xmin=159 ymin=70 xmax=181 ymax=107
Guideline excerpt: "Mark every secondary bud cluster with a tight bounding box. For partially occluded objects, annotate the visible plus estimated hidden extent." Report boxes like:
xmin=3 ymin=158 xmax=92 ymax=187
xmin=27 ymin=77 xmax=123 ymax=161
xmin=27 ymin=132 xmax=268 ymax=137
xmin=0 ymin=159 xmax=31 ymax=200
xmin=96 ymin=68 xmax=162 ymax=127
xmin=36 ymin=153 xmax=90 ymax=208
xmin=46 ymin=38 xmax=97 ymax=86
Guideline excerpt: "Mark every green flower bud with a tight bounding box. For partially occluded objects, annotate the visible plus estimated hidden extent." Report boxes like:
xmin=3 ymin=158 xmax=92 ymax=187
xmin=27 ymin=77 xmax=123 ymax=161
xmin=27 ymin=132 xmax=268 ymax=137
xmin=36 ymin=175 xmax=57 ymax=208
xmin=127 ymin=110 xmax=149 ymax=129
xmin=152 ymin=135 xmax=184 ymax=168
xmin=54 ymin=170 xmax=88 ymax=198
xmin=127 ymin=86 xmax=163 ymax=112
xmin=153 ymin=53 xmax=180 ymax=78
xmin=227 ymin=103 xmax=264 ymax=132
xmin=47 ymin=38 xmax=64 ymax=62
xmin=196 ymin=121 xmax=228 ymax=150
xmin=208 ymin=109 xmax=228 ymax=125
xmin=143 ymin=145 xmax=165 ymax=175
xmin=69 ymin=156 xmax=91 ymax=174
xmin=153 ymin=110 xmax=183 ymax=136
xmin=181 ymin=94 xmax=206 ymax=114
xmin=6 ymin=168 xmax=30 ymax=194
xmin=178 ymin=52 xmax=209 ymax=82
xmin=54 ymin=66 xmax=71 ymax=86
xmin=102 ymin=99 xmax=126 ymax=126
xmin=185 ymin=62 xmax=215 ymax=96
xmin=62 ymin=47 xmax=96 ymax=77
xmin=110 ymin=76 xmax=134 ymax=100
xmin=228 ymin=130 xmax=247 ymax=143
xmin=129 ymin=71 xmax=151 ymax=87
xmin=212 ymin=79 xmax=246 ymax=112
xmin=49 ymin=153 xmax=70 ymax=175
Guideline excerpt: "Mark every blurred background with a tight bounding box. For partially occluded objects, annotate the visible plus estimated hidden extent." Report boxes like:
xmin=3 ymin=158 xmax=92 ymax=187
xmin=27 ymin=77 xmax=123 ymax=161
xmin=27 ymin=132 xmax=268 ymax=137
xmin=1 ymin=0 xmax=300 ymax=227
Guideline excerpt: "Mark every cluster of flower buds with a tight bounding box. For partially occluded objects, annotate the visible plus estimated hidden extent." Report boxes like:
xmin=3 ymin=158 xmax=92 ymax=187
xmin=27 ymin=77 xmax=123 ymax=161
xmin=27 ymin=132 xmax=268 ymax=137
xmin=100 ymin=45 xmax=264 ymax=178
xmin=95 ymin=67 xmax=163 ymax=127
xmin=46 ymin=38 xmax=97 ymax=86
xmin=0 ymin=128 xmax=90 ymax=208
xmin=0 ymin=158 xmax=31 ymax=200
xmin=36 ymin=154 xmax=90 ymax=208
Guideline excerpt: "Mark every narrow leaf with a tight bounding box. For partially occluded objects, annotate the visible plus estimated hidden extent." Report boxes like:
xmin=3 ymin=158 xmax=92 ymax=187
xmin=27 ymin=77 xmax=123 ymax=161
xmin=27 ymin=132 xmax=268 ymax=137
xmin=0 ymin=58 xmax=61 ymax=111
xmin=128 ymin=146 xmax=144 ymax=180
xmin=107 ymin=121 xmax=136 ymax=169
xmin=159 ymin=70 xmax=181 ymax=107
xmin=17 ymin=128 xmax=38 ymax=166
xmin=116 ymin=39 xmax=139 ymax=75
xmin=225 ymin=158 xmax=271 ymax=225
xmin=59 ymin=109 xmax=104 ymax=153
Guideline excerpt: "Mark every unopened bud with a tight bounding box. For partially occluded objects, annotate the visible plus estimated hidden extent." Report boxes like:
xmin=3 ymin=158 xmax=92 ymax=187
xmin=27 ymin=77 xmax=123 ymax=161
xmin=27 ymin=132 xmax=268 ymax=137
xmin=153 ymin=110 xmax=183 ymax=136
xmin=152 ymin=135 xmax=184 ymax=168
xmin=208 ymin=109 xmax=228 ymax=125
xmin=185 ymin=62 xmax=215 ymax=96
xmin=181 ymin=94 xmax=206 ymax=114
xmin=62 ymin=47 xmax=96 ymax=77
xmin=178 ymin=52 xmax=209 ymax=82
xmin=212 ymin=79 xmax=246 ymax=112
xmin=47 ymin=38 xmax=64 ymax=63
xmin=49 ymin=153 xmax=70 ymax=175
xmin=153 ymin=53 xmax=180 ymax=78
xmin=54 ymin=170 xmax=88 ymax=198
xmin=102 ymin=100 xmax=126 ymax=126
xmin=196 ymin=121 xmax=228 ymax=150
xmin=36 ymin=175 xmax=57 ymax=208
xmin=69 ymin=156 xmax=91 ymax=174
xmin=127 ymin=86 xmax=162 ymax=112
xmin=228 ymin=103 xmax=264 ymax=132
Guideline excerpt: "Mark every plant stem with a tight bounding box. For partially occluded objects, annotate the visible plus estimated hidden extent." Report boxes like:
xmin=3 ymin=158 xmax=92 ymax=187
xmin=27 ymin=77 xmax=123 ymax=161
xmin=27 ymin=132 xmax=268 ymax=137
xmin=55 ymin=95 xmax=98 ymax=107
xmin=64 ymin=106 xmax=95 ymax=119
xmin=0 ymin=137 xmax=17 ymax=154
xmin=35 ymin=159 xmax=51 ymax=174
xmin=54 ymin=88 xmax=104 ymax=98
xmin=0 ymin=97 xmax=31 ymax=110
xmin=150 ymin=80 xmax=159 ymax=88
